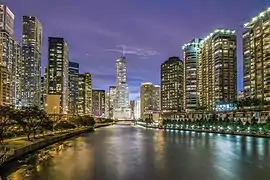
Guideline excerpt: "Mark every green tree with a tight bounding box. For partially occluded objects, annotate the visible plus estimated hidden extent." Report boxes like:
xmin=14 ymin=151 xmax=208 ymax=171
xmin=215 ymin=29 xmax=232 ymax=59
xmin=54 ymin=120 xmax=76 ymax=131
xmin=0 ymin=106 xmax=13 ymax=143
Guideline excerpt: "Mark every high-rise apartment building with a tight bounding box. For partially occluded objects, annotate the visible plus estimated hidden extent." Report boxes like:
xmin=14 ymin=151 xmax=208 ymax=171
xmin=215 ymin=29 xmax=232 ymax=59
xmin=92 ymin=89 xmax=105 ymax=117
xmin=109 ymin=86 xmax=116 ymax=118
xmin=130 ymin=100 xmax=135 ymax=119
xmin=243 ymin=7 xmax=270 ymax=102
xmin=153 ymin=85 xmax=160 ymax=111
xmin=134 ymin=98 xmax=140 ymax=119
xmin=0 ymin=30 xmax=21 ymax=107
xmin=21 ymin=16 xmax=42 ymax=107
xmin=47 ymin=37 xmax=69 ymax=114
xmin=198 ymin=29 xmax=237 ymax=110
xmin=114 ymin=57 xmax=130 ymax=120
xmin=0 ymin=4 xmax=14 ymax=35
xmin=140 ymin=82 xmax=154 ymax=119
xmin=78 ymin=73 xmax=92 ymax=116
xmin=105 ymin=92 xmax=110 ymax=118
xmin=68 ymin=61 xmax=79 ymax=114
xmin=183 ymin=38 xmax=201 ymax=111
xmin=161 ymin=57 xmax=184 ymax=114
xmin=40 ymin=76 xmax=45 ymax=109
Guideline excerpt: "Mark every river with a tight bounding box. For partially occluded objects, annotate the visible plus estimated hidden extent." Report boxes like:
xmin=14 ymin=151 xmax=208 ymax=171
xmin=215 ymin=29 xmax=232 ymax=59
xmin=1 ymin=125 xmax=270 ymax=180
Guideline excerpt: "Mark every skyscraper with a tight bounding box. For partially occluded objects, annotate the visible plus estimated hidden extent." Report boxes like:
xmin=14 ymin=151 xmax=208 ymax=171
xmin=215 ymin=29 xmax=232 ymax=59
xmin=105 ymin=92 xmax=110 ymax=118
xmin=130 ymin=100 xmax=135 ymax=119
xmin=109 ymin=86 xmax=116 ymax=118
xmin=47 ymin=37 xmax=69 ymax=114
xmin=161 ymin=57 xmax=184 ymax=115
xmin=243 ymin=7 xmax=270 ymax=102
xmin=78 ymin=73 xmax=92 ymax=116
xmin=68 ymin=61 xmax=79 ymax=114
xmin=140 ymin=82 xmax=154 ymax=119
xmin=21 ymin=16 xmax=42 ymax=107
xmin=92 ymin=89 xmax=105 ymax=117
xmin=183 ymin=38 xmax=201 ymax=111
xmin=153 ymin=85 xmax=161 ymax=111
xmin=0 ymin=31 xmax=21 ymax=107
xmin=114 ymin=57 xmax=130 ymax=120
xmin=198 ymin=29 xmax=237 ymax=110
xmin=0 ymin=4 xmax=14 ymax=35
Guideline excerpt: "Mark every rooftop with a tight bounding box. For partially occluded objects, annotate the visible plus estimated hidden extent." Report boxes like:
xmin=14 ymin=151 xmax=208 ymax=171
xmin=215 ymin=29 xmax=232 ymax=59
xmin=244 ymin=6 xmax=270 ymax=28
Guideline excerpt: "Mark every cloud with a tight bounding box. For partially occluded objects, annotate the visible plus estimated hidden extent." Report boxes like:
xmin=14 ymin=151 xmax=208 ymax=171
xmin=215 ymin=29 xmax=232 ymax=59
xmin=105 ymin=44 xmax=159 ymax=57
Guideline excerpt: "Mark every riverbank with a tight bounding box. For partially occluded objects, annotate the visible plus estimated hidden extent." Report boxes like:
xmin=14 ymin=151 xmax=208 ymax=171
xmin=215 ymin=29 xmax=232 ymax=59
xmin=0 ymin=127 xmax=95 ymax=166
xmin=136 ymin=123 xmax=270 ymax=138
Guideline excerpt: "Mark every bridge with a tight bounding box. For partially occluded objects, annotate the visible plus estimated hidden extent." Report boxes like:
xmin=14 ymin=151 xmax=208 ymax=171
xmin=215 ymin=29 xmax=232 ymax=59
xmin=114 ymin=119 xmax=136 ymax=125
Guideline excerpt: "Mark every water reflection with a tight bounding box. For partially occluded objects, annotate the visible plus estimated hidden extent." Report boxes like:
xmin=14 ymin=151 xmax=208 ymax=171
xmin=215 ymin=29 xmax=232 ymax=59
xmin=1 ymin=126 xmax=270 ymax=180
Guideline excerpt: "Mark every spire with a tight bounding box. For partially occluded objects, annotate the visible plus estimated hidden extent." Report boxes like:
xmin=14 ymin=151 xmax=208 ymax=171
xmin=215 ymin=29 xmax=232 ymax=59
xmin=122 ymin=45 xmax=125 ymax=57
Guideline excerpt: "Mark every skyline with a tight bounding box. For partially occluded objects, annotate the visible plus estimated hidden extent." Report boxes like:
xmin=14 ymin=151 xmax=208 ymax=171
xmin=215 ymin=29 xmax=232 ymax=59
xmin=3 ymin=0 xmax=270 ymax=100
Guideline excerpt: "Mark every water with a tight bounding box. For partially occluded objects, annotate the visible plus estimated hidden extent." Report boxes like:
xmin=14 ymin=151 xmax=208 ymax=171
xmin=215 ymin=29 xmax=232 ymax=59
xmin=1 ymin=125 xmax=270 ymax=180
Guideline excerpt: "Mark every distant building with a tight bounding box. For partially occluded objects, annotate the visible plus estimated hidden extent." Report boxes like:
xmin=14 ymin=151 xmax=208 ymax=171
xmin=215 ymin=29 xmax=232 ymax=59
xmin=243 ymin=7 xmax=270 ymax=102
xmin=134 ymin=98 xmax=140 ymax=120
xmin=78 ymin=73 xmax=92 ymax=116
xmin=0 ymin=4 xmax=14 ymax=35
xmin=183 ymin=38 xmax=201 ymax=111
xmin=21 ymin=16 xmax=42 ymax=108
xmin=109 ymin=86 xmax=116 ymax=118
xmin=161 ymin=57 xmax=184 ymax=114
xmin=198 ymin=29 xmax=237 ymax=110
xmin=130 ymin=100 xmax=135 ymax=119
xmin=47 ymin=37 xmax=69 ymax=114
xmin=45 ymin=94 xmax=61 ymax=115
xmin=105 ymin=92 xmax=110 ymax=118
xmin=40 ymin=76 xmax=45 ymax=109
xmin=92 ymin=89 xmax=105 ymax=117
xmin=68 ymin=61 xmax=79 ymax=114
xmin=153 ymin=85 xmax=160 ymax=111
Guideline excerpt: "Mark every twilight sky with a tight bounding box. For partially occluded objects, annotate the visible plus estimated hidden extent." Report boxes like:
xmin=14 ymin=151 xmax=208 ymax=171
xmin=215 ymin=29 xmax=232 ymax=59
xmin=4 ymin=0 xmax=270 ymax=100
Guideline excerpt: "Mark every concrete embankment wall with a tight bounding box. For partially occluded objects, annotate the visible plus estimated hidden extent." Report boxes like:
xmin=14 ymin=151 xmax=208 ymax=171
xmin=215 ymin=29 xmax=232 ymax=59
xmin=1 ymin=127 xmax=94 ymax=166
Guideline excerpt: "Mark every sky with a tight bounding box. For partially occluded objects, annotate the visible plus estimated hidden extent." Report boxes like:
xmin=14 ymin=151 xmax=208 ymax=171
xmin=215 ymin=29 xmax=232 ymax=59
xmin=3 ymin=0 xmax=270 ymax=100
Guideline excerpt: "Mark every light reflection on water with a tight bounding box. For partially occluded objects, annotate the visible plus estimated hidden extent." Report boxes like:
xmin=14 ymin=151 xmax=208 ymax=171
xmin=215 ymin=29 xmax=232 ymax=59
xmin=1 ymin=126 xmax=270 ymax=180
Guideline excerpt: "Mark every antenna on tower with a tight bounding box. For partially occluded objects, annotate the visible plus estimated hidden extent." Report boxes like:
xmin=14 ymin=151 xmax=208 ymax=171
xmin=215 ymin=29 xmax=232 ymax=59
xmin=121 ymin=45 xmax=125 ymax=57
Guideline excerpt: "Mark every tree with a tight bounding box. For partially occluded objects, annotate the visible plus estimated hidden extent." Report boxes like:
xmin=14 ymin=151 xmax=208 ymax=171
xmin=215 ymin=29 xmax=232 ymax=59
xmin=14 ymin=106 xmax=47 ymax=140
xmin=54 ymin=120 xmax=76 ymax=131
xmin=0 ymin=106 xmax=13 ymax=143
xmin=72 ymin=115 xmax=95 ymax=127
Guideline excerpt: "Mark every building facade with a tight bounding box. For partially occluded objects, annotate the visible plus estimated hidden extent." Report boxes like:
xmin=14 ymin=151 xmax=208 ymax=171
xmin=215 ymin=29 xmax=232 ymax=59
xmin=161 ymin=57 xmax=184 ymax=114
xmin=183 ymin=38 xmax=201 ymax=111
xmin=0 ymin=4 xmax=14 ymax=35
xmin=47 ymin=37 xmax=69 ymax=114
xmin=92 ymin=89 xmax=105 ymax=117
xmin=105 ymin=92 xmax=110 ymax=118
xmin=114 ymin=57 xmax=130 ymax=120
xmin=198 ymin=29 xmax=237 ymax=110
xmin=68 ymin=61 xmax=79 ymax=114
xmin=21 ymin=16 xmax=42 ymax=107
xmin=109 ymin=86 xmax=116 ymax=119
xmin=243 ymin=7 xmax=270 ymax=102
xmin=0 ymin=30 xmax=21 ymax=107
xmin=78 ymin=73 xmax=92 ymax=116
xmin=153 ymin=85 xmax=160 ymax=111
xmin=140 ymin=82 xmax=154 ymax=119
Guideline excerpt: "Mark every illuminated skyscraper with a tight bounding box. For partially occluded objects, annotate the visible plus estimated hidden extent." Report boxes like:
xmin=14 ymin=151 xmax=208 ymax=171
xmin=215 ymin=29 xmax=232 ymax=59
xmin=109 ymin=86 xmax=116 ymax=118
xmin=153 ymin=85 xmax=160 ymax=111
xmin=68 ymin=61 xmax=79 ymax=114
xmin=243 ymin=7 xmax=270 ymax=102
xmin=78 ymin=73 xmax=92 ymax=116
xmin=183 ymin=38 xmax=201 ymax=111
xmin=114 ymin=57 xmax=130 ymax=120
xmin=140 ymin=82 xmax=154 ymax=119
xmin=198 ymin=29 xmax=237 ymax=110
xmin=105 ymin=92 xmax=110 ymax=118
xmin=92 ymin=89 xmax=105 ymax=117
xmin=0 ymin=31 xmax=21 ymax=107
xmin=161 ymin=57 xmax=184 ymax=115
xmin=0 ymin=4 xmax=14 ymax=35
xmin=21 ymin=16 xmax=42 ymax=107
xmin=47 ymin=37 xmax=69 ymax=114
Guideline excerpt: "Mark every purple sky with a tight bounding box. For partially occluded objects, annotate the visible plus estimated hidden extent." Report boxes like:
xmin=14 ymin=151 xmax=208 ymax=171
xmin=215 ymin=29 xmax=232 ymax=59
xmin=4 ymin=0 xmax=270 ymax=100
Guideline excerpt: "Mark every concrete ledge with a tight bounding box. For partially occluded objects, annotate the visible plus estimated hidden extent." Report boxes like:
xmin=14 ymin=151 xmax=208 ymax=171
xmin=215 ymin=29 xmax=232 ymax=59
xmin=137 ymin=124 xmax=270 ymax=138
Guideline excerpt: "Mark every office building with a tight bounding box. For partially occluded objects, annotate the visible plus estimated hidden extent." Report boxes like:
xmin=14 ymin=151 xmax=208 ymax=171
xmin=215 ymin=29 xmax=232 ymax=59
xmin=161 ymin=57 xmax=184 ymax=114
xmin=69 ymin=61 xmax=79 ymax=114
xmin=198 ymin=29 xmax=237 ymax=110
xmin=47 ymin=37 xmax=69 ymax=114
xmin=183 ymin=38 xmax=201 ymax=111
xmin=130 ymin=100 xmax=135 ymax=119
xmin=114 ymin=57 xmax=130 ymax=120
xmin=0 ymin=4 xmax=14 ymax=35
xmin=153 ymin=85 xmax=160 ymax=111
xmin=92 ymin=89 xmax=105 ymax=117
xmin=243 ymin=7 xmax=270 ymax=102
xmin=134 ymin=98 xmax=140 ymax=119
xmin=0 ymin=31 xmax=21 ymax=107
xmin=109 ymin=86 xmax=116 ymax=118
xmin=21 ymin=16 xmax=42 ymax=107
xmin=78 ymin=73 xmax=92 ymax=116
xmin=140 ymin=82 xmax=154 ymax=119
xmin=105 ymin=92 xmax=110 ymax=118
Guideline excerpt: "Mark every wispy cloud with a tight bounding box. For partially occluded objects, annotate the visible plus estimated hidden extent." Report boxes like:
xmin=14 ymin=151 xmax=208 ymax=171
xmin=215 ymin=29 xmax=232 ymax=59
xmin=105 ymin=44 xmax=159 ymax=57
